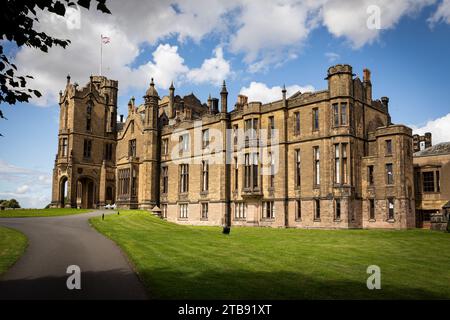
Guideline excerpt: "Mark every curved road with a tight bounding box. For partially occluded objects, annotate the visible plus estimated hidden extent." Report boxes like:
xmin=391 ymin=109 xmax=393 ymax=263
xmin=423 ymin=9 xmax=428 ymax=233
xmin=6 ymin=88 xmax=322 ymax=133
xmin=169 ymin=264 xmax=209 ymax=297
xmin=0 ymin=211 xmax=148 ymax=300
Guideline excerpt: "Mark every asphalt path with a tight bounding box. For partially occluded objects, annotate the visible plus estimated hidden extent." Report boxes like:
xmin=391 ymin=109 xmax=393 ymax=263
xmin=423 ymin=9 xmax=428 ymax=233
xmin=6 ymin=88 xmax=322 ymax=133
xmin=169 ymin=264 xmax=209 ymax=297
xmin=0 ymin=210 xmax=148 ymax=300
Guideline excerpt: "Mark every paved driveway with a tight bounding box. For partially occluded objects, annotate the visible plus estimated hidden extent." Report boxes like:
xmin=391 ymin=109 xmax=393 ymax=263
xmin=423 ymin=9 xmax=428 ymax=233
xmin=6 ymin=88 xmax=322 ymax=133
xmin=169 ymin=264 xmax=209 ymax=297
xmin=0 ymin=211 xmax=148 ymax=300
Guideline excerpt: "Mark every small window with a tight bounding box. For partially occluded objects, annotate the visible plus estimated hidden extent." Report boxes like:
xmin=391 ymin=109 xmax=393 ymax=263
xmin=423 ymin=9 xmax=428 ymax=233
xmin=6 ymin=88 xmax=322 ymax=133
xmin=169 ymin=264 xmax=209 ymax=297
xmin=83 ymin=139 xmax=92 ymax=158
xmin=314 ymin=147 xmax=320 ymax=185
xmin=128 ymin=139 xmax=136 ymax=157
xmin=268 ymin=116 xmax=275 ymax=139
xmin=179 ymin=134 xmax=189 ymax=152
xmin=369 ymin=199 xmax=375 ymax=220
xmin=296 ymin=200 xmax=301 ymax=220
xmin=202 ymin=129 xmax=209 ymax=149
xmin=201 ymin=203 xmax=208 ymax=220
xmin=386 ymin=140 xmax=392 ymax=155
xmin=340 ymin=103 xmax=347 ymax=125
xmin=387 ymin=198 xmax=395 ymax=220
xmin=314 ymin=199 xmax=321 ymax=220
xmin=61 ymin=138 xmax=68 ymax=157
xmin=201 ymin=160 xmax=209 ymax=192
xmin=179 ymin=164 xmax=189 ymax=193
xmin=162 ymin=167 xmax=168 ymax=194
xmin=161 ymin=204 xmax=168 ymax=218
xmin=335 ymin=199 xmax=341 ymax=220
xmin=368 ymin=165 xmax=374 ymax=185
xmin=162 ymin=138 xmax=169 ymax=156
xmin=333 ymin=104 xmax=339 ymax=127
xmin=263 ymin=201 xmax=274 ymax=219
xmin=386 ymin=163 xmax=394 ymax=185
xmin=294 ymin=112 xmax=300 ymax=135
xmin=313 ymin=108 xmax=319 ymax=131
xmin=295 ymin=149 xmax=301 ymax=187
xmin=179 ymin=204 xmax=188 ymax=218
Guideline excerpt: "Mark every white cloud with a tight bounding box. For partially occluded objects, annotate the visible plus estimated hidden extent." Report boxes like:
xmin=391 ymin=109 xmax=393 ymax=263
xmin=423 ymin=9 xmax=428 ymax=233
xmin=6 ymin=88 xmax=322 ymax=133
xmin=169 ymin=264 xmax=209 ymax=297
xmin=229 ymin=0 xmax=322 ymax=72
xmin=410 ymin=113 xmax=450 ymax=145
xmin=16 ymin=185 xmax=30 ymax=194
xmin=0 ymin=159 xmax=52 ymax=208
xmin=9 ymin=0 xmax=450 ymax=106
xmin=429 ymin=0 xmax=450 ymax=25
xmin=322 ymin=0 xmax=436 ymax=48
xmin=187 ymin=47 xmax=231 ymax=85
xmin=240 ymin=82 xmax=315 ymax=104
xmin=325 ymin=52 xmax=340 ymax=62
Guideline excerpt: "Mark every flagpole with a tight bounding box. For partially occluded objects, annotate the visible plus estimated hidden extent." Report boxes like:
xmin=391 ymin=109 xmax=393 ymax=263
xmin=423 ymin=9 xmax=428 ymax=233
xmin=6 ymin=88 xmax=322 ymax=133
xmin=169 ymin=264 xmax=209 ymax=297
xmin=100 ymin=34 xmax=103 ymax=76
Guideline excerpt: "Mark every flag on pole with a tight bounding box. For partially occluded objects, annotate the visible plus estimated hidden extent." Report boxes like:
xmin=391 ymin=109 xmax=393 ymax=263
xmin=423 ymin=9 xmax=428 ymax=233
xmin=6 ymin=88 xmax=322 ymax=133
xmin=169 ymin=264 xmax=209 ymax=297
xmin=101 ymin=35 xmax=111 ymax=44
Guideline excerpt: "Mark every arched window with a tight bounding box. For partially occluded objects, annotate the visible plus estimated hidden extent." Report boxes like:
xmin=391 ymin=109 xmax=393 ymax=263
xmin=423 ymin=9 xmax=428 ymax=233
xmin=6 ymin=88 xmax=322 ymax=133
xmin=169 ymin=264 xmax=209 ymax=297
xmin=86 ymin=101 xmax=93 ymax=131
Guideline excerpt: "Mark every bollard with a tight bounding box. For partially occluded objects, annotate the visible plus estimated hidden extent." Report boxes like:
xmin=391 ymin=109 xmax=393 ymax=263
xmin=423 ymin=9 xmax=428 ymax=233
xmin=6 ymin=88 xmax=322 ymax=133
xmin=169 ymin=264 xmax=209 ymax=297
xmin=118 ymin=211 xmax=120 ymax=215
xmin=102 ymin=213 xmax=104 ymax=221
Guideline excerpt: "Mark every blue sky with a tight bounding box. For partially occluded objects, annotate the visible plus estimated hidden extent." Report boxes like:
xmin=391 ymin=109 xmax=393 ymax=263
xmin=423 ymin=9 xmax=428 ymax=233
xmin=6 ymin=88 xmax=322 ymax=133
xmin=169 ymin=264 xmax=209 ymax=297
xmin=1 ymin=0 xmax=450 ymax=208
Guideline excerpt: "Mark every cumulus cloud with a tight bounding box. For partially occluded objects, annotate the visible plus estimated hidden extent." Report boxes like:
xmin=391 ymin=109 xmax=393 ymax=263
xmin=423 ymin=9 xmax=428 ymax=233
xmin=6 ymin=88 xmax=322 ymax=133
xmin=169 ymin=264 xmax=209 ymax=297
xmin=0 ymin=159 xmax=52 ymax=208
xmin=240 ymin=82 xmax=315 ymax=104
xmin=321 ymin=0 xmax=436 ymax=48
xmin=410 ymin=113 xmax=450 ymax=144
xmin=429 ymin=0 xmax=450 ymax=25
xmin=187 ymin=47 xmax=231 ymax=85
xmin=229 ymin=0 xmax=322 ymax=72
xmin=8 ymin=0 xmax=450 ymax=106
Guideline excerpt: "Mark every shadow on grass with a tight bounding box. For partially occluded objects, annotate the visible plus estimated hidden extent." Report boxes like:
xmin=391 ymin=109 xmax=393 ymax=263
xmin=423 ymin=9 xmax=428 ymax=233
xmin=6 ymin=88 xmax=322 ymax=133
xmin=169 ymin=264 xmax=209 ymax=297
xmin=139 ymin=269 xmax=447 ymax=300
xmin=0 ymin=269 xmax=148 ymax=300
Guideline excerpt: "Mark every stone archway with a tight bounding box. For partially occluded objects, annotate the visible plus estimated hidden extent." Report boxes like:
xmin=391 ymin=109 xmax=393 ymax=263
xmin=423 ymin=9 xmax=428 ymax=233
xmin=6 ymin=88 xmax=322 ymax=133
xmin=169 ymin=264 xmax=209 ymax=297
xmin=76 ymin=177 xmax=95 ymax=209
xmin=59 ymin=176 xmax=68 ymax=208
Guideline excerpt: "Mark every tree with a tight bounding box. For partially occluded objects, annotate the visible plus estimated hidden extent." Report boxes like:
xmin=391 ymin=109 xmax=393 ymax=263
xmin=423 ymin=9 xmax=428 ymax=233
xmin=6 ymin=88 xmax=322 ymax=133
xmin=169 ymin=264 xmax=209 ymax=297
xmin=0 ymin=0 xmax=111 ymax=135
xmin=1 ymin=199 xmax=21 ymax=208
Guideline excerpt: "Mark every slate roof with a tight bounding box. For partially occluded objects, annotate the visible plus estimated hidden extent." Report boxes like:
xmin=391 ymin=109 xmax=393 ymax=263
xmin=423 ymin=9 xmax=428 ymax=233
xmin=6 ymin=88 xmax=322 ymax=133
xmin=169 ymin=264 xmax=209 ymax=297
xmin=414 ymin=142 xmax=450 ymax=157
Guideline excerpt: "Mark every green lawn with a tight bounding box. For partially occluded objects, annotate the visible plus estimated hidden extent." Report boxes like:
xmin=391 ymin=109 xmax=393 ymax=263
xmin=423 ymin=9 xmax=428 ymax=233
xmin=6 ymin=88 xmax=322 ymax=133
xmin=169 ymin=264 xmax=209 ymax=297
xmin=0 ymin=226 xmax=27 ymax=275
xmin=0 ymin=208 xmax=91 ymax=218
xmin=91 ymin=210 xmax=450 ymax=300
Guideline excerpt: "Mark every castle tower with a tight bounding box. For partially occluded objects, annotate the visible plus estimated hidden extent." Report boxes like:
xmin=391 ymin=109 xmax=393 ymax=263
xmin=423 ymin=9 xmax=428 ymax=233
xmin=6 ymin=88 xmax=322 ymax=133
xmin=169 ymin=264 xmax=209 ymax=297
xmin=51 ymin=75 xmax=118 ymax=208
xmin=140 ymin=78 xmax=161 ymax=210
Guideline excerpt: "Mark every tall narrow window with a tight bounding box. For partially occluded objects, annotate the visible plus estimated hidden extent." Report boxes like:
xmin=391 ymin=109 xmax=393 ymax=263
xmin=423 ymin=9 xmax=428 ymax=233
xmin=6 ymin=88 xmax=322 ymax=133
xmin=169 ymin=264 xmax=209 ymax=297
xmin=436 ymin=171 xmax=440 ymax=192
xmin=130 ymin=120 xmax=134 ymax=134
xmin=110 ymin=110 xmax=115 ymax=132
xmin=296 ymin=200 xmax=302 ymax=220
xmin=333 ymin=104 xmax=339 ymax=127
xmin=131 ymin=168 xmax=137 ymax=197
xmin=386 ymin=163 xmax=394 ymax=185
xmin=86 ymin=102 xmax=92 ymax=131
xmin=422 ymin=172 xmax=435 ymax=192
xmin=201 ymin=160 xmax=209 ymax=192
xmin=252 ymin=153 xmax=259 ymax=188
xmin=341 ymin=103 xmax=347 ymax=125
xmin=269 ymin=152 xmax=275 ymax=188
xmin=162 ymin=167 xmax=168 ymax=194
xmin=335 ymin=199 xmax=341 ymax=220
xmin=202 ymin=129 xmax=209 ymax=149
xmin=294 ymin=112 xmax=300 ymax=135
xmin=201 ymin=203 xmax=208 ymax=219
xmin=128 ymin=139 xmax=136 ymax=157
xmin=386 ymin=139 xmax=393 ymax=155
xmin=233 ymin=125 xmax=238 ymax=145
xmin=334 ymin=144 xmax=340 ymax=184
xmin=161 ymin=204 xmax=167 ymax=218
xmin=342 ymin=143 xmax=348 ymax=184
xmin=263 ymin=201 xmax=274 ymax=219
xmin=368 ymin=165 xmax=374 ymax=185
xmin=388 ymin=198 xmax=395 ymax=220
xmin=314 ymin=199 xmax=320 ymax=220
xmin=162 ymin=138 xmax=169 ymax=156
xmin=180 ymin=164 xmax=189 ymax=193
xmin=314 ymin=147 xmax=320 ymax=185
xmin=61 ymin=138 xmax=68 ymax=157
xmin=268 ymin=116 xmax=275 ymax=139
xmin=313 ymin=108 xmax=319 ymax=131
xmin=295 ymin=149 xmax=301 ymax=187
xmin=83 ymin=139 xmax=92 ymax=158
xmin=369 ymin=199 xmax=375 ymax=220
xmin=179 ymin=134 xmax=189 ymax=153
xmin=244 ymin=154 xmax=251 ymax=188
xmin=179 ymin=204 xmax=188 ymax=218
xmin=234 ymin=157 xmax=239 ymax=191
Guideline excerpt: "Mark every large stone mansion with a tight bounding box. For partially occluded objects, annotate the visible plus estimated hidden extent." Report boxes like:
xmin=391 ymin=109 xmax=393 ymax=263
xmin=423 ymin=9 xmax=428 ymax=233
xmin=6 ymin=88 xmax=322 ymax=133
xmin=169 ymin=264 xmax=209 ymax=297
xmin=51 ymin=64 xmax=417 ymax=229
